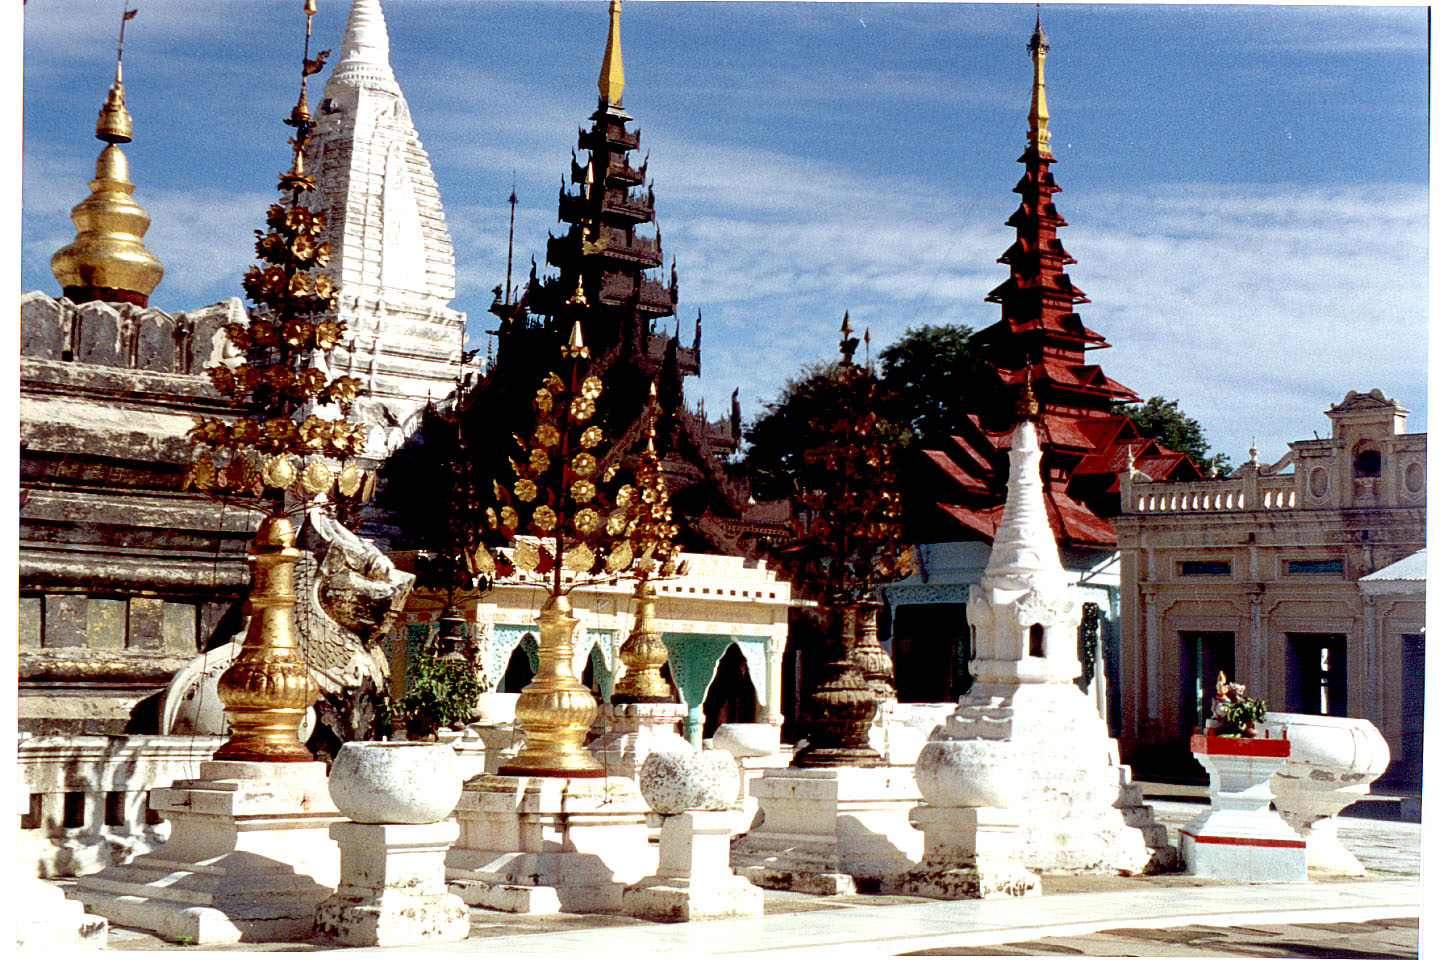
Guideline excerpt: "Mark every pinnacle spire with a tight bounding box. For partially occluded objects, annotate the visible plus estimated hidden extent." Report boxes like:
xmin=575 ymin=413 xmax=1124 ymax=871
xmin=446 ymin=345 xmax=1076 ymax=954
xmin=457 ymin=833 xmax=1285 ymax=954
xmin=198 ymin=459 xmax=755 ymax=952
xmin=95 ymin=5 xmax=137 ymax=143
xmin=327 ymin=0 xmax=399 ymax=93
xmin=598 ymin=0 xmax=625 ymax=106
xmin=1026 ymin=6 xmax=1052 ymax=158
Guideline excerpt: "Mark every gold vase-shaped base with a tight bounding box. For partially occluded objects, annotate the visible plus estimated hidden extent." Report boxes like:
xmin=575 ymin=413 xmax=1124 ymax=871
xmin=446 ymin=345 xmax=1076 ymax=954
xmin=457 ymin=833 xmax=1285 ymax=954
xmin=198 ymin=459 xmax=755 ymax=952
xmin=213 ymin=516 xmax=320 ymax=762
xmin=611 ymin=580 xmax=674 ymax=703
xmin=498 ymin=593 xmax=604 ymax=778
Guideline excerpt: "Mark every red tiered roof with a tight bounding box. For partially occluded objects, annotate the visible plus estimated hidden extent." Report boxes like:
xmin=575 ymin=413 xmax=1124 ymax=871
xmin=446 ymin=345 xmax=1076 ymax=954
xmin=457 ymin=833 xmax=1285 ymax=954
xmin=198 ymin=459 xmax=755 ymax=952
xmin=909 ymin=24 xmax=1198 ymax=551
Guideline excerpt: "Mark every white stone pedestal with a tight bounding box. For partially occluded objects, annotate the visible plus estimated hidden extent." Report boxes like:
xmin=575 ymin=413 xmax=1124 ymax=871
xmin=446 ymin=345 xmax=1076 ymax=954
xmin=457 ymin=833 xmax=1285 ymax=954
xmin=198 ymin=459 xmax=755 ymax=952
xmin=896 ymin=806 xmax=1040 ymax=900
xmin=589 ymin=702 xmax=688 ymax=780
xmin=314 ymin=821 xmax=469 ymax=946
xmin=1181 ymin=734 xmax=1306 ymax=883
xmin=17 ymin=876 xmax=107 ymax=949
xmin=446 ymin=774 xmax=653 ymax=914
xmin=731 ymin=766 xmax=921 ymax=895
xmin=70 ymin=760 xmax=341 ymax=944
xmin=623 ymin=811 xmax=764 ymax=922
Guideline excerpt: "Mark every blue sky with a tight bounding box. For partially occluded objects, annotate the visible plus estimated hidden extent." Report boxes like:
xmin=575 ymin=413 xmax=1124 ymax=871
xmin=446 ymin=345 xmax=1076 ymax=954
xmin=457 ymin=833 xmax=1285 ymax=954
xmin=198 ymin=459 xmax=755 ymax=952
xmin=21 ymin=2 xmax=1429 ymax=464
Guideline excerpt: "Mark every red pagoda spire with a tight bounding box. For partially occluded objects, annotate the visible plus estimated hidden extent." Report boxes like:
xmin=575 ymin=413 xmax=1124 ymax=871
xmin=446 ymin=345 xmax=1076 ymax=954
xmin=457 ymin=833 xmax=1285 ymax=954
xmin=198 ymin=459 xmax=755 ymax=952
xmin=910 ymin=16 xmax=1198 ymax=552
xmin=977 ymin=13 xmax=1138 ymax=431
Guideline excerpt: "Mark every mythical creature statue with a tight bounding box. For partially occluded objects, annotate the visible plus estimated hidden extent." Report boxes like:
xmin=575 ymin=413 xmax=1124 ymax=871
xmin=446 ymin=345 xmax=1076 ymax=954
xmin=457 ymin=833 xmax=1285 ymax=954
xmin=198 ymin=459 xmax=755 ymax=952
xmin=161 ymin=508 xmax=414 ymax=752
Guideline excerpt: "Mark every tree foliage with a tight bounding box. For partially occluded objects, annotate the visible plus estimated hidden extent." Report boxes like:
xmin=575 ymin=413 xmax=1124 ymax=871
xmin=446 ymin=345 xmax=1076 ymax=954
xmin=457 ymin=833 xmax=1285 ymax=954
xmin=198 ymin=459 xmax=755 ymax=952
xmin=876 ymin=323 xmax=989 ymax=445
xmin=1119 ymin=396 xmax=1230 ymax=476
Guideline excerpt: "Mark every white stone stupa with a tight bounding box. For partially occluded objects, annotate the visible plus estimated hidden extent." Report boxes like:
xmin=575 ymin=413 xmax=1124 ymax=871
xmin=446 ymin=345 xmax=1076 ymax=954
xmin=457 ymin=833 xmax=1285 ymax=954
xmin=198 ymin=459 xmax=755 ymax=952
xmin=920 ymin=398 xmax=1175 ymax=875
xmin=305 ymin=0 xmax=469 ymax=455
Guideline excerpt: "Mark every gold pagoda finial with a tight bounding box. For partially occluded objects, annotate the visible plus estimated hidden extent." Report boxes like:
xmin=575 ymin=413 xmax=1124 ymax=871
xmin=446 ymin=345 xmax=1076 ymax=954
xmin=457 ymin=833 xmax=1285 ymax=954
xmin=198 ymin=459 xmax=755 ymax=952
xmin=52 ymin=4 xmax=163 ymax=307
xmin=598 ymin=0 xmax=625 ymax=106
xmin=1026 ymin=6 xmax=1052 ymax=158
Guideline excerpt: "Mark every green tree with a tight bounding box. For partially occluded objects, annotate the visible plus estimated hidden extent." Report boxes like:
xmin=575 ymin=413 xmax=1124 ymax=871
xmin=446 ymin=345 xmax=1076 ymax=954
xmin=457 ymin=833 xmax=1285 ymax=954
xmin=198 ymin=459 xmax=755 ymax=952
xmin=877 ymin=323 xmax=988 ymax=444
xmin=1120 ymin=396 xmax=1230 ymax=476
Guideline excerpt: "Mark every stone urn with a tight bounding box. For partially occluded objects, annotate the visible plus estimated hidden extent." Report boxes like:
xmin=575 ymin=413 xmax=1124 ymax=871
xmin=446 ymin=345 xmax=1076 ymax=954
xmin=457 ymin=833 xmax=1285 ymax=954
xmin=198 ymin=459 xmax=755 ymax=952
xmin=1264 ymin=712 xmax=1390 ymax=876
xmin=328 ymin=741 xmax=463 ymax=825
xmin=639 ymin=743 xmax=740 ymax=816
xmin=915 ymin=738 xmax=1021 ymax=809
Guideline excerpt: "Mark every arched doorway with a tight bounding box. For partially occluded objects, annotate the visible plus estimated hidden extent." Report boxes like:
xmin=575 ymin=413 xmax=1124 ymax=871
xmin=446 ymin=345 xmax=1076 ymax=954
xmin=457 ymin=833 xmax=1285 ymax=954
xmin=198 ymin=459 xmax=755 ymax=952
xmin=499 ymin=634 xmax=538 ymax=693
xmin=702 ymin=643 xmax=758 ymax=739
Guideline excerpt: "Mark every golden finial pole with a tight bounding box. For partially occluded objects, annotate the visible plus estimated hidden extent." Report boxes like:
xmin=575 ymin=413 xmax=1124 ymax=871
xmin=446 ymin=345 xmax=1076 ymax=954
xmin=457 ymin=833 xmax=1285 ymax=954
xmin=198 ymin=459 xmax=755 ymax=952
xmin=598 ymin=0 xmax=625 ymax=106
xmin=1027 ymin=8 xmax=1052 ymax=158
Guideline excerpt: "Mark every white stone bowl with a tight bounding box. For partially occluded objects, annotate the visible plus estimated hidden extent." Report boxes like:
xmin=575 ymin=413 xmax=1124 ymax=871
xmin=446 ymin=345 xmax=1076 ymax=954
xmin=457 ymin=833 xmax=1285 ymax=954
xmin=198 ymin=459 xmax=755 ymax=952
xmin=712 ymin=723 xmax=781 ymax=758
xmin=328 ymin=741 xmax=463 ymax=824
xmin=915 ymin=739 xmax=1019 ymax=808
xmin=639 ymin=744 xmax=740 ymax=815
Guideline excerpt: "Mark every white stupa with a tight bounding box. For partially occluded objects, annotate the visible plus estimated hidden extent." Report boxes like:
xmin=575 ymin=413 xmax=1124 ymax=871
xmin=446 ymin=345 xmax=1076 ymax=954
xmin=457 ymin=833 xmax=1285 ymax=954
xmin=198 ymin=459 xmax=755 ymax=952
xmin=304 ymin=0 xmax=468 ymax=454
xmin=926 ymin=401 xmax=1174 ymax=874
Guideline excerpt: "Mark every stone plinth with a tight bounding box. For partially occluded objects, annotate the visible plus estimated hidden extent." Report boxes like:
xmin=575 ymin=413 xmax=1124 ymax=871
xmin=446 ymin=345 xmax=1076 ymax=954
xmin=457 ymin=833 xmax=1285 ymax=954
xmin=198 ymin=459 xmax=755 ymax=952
xmin=445 ymin=774 xmax=653 ymax=914
xmin=70 ymin=760 xmax=341 ymax=944
xmin=589 ymin=702 xmax=688 ymax=780
xmin=1266 ymin=713 xmax=1390 ymax=876
xmin=314 ymin=821 xmax=469 ymax=946
xmin=731 ymin=766 xmax=921 ymax=895
xmin=897 ymin=806 xmax=1040 ymax=900
xmin=1180 ymin=733 xmax=1306 ymax=883
xmin=623 ymin=811 xmax=764 ymax=922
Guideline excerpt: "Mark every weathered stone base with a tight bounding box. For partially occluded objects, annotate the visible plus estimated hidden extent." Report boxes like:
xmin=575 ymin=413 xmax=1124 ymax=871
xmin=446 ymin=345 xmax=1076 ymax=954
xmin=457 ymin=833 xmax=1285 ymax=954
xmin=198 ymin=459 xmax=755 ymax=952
xmin=731 ymin=765 xmax=921 ymax=894
xmin=623 ymin=874 xmax=764 ymax=922
xmin=445 ymin=774 xmax=651 ymax=914
xmin=896 ymin=858 xmax=1040 ymax=900
xmin=69 ymin=761 xmax=341 ymax=944
xmin=623 ymin=811 xmax=764 ymax=923
xmin=17 ymin=876 xmax=107 ymax=949
xmin=893 ymin=806 xmax=1040 ymax=901
xmin=313 ymin=821 xmax=469 ymax=947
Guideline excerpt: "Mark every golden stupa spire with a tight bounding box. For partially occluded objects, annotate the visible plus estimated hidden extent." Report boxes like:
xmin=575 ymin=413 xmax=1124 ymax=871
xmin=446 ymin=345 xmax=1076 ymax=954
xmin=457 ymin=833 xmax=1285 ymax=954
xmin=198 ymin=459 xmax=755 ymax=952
xmin=1026 ymin=6 xmax=1052 ymax=159
xmin=51 ymin=4 xmax=164 ymax=307
xmin=598 ymin=0 xmax=625 ymax=106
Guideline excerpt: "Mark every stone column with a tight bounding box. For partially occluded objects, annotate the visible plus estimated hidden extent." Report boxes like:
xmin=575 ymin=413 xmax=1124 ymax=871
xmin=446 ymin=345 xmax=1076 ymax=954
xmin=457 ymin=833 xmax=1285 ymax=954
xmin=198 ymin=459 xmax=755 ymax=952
xmin=623 ymin=812 xmax=763 ymax=922
xmin=315 ymin=821 xmax=469 ymax=946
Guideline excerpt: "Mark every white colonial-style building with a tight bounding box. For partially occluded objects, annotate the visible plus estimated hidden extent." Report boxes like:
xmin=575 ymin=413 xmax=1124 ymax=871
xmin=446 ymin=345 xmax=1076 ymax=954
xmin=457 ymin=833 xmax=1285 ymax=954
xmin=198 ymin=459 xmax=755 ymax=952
xmin=1113 ymin=390 xmax=1425 ymax=784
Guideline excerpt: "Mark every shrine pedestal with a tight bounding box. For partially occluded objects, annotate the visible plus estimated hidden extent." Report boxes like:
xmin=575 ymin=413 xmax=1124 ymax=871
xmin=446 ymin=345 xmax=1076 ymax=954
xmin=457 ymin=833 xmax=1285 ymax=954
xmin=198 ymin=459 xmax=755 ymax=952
xmin=314 ymin=821 xmax=469 ymax=946
xmin=896 ymin=806 xmax=1040 ymax=900
xmin=445 ymin=774 xmax=653 ymax=914
xmin=70 ymin=760 xmax=341 ymax=944
xmin=1181 ymin=733 xmax=1306 ymax=883
xmin=623 ymin=811 xmax=764 ymax=922
xmin=730 ymin=766 xmax=921 ymax=895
